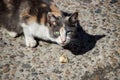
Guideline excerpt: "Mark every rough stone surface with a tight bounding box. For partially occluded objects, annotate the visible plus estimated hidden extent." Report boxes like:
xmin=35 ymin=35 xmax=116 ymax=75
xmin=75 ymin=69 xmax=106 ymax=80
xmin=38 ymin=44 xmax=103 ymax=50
xmin=0 ymin=0 xmax=120 ymax=80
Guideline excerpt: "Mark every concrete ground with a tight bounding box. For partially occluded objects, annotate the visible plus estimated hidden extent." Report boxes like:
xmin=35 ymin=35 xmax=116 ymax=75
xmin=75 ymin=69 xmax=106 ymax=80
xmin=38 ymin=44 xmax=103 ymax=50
xmin=0 ymin=0 xmax=120 ymax=80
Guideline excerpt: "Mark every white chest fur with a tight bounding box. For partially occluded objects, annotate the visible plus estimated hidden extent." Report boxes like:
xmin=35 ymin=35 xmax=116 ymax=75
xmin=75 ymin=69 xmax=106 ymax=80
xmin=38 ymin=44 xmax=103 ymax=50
xmin=20 ymin=22 xmax=52 ymax=47
xmin=30 ymin=23 xmax=50 ymax=40
xmin=21 ymin=22 xmax=50 ymax=40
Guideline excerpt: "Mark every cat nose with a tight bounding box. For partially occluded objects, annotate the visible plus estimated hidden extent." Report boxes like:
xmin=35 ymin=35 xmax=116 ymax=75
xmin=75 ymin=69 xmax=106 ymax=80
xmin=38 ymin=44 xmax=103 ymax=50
xmin=61 ymin=38 xmax=66 ymax=44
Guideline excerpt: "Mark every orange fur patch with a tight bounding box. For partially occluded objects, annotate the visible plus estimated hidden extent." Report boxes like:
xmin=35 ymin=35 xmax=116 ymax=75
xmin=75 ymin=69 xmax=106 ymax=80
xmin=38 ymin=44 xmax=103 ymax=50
xmin=20 ymin=8 xmax=37 ymax=24
xmin=20 ymin=8 xmax=29 ymax=18
xmin=50 ymin=2 xmax=61 ymax=17
xmin=39 ymin=2 xmax=62 ymax=24
xmin=19 ymin=6 xmax=37 ymax=24
xmin=27 ymin=16 xmax=37 ymax=24
xmin=40 ymin=13 xmax=46 ymax=24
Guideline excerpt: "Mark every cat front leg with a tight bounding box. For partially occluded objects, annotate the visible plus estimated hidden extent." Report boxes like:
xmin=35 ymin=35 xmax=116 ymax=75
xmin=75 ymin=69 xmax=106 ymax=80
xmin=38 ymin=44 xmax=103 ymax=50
xmin=23 ymin=27 xmax=37 ymax=47
xmin=25 ymin=36 xmax=37 ymax=47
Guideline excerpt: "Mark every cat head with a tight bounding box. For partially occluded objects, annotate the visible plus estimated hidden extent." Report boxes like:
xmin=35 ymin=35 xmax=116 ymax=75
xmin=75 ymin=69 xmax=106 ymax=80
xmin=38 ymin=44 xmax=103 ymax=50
xmin=47 ymin=12 xmax=78 ymax=46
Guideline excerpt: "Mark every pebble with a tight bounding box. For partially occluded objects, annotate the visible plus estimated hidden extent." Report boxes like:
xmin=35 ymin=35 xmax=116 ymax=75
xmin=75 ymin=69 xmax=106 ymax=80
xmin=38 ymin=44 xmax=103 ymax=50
xmin=22 ymin=63 xmax=32 ymax=68
xmin=3 ymin=64 xmax=10 ymax=73
xmin=95 ymin=8 xmax=101 ymax=13
xmin=59 ymin=55 xmax=69 ymax=63
xmin=31 ymin=72 xmax=38 ymax=76
xmin=110 ymin=0 xmax=118 ymax=4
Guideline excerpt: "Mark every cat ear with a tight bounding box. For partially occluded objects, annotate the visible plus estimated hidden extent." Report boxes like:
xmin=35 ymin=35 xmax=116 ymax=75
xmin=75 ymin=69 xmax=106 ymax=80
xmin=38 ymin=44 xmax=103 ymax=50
xmin=68 ymin=12 xmax=78 ymax=24
xmin=47 ymin=12 xmax=56 ymax=25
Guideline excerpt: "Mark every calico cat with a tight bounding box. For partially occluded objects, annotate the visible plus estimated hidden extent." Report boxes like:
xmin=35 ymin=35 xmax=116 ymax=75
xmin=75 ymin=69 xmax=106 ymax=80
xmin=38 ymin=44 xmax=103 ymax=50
xmin=0 ymin=0 xmax=78 ymax=47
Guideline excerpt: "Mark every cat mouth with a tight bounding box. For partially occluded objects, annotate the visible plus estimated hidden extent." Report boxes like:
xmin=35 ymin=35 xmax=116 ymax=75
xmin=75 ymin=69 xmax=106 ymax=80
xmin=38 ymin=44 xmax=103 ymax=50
xmin=59 ymin=43 xmax=67 ymax=46
xmin=58 ymin=41 xmax=69 ymax=46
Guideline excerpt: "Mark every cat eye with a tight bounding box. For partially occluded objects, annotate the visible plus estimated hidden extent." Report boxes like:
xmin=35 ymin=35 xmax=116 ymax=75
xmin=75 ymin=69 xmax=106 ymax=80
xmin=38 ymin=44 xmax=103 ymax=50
xmin=54 ymin=31 xmax=60 ymax=36
xmin=67 ymin=31 xmax=73 ymax=35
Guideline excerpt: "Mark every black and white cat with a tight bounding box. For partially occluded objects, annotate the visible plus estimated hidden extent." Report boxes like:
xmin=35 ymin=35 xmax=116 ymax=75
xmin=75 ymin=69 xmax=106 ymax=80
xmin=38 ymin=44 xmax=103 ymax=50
xmin=0 ymin=0 xmax=78 ymax=47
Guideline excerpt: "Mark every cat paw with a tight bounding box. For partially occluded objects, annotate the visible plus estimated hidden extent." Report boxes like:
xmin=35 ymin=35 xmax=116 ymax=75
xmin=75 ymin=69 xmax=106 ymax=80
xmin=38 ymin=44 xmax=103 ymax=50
xmin=26 ymin=39 xmax=37 ymax=47
xmin=7 ymin=31 xmax=18 ymax=38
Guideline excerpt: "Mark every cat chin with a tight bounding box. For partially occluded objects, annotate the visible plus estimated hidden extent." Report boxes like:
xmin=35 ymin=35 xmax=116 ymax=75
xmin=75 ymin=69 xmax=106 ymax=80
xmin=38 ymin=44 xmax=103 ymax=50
xmin=58 ymin=43 xmax=68 ymax=46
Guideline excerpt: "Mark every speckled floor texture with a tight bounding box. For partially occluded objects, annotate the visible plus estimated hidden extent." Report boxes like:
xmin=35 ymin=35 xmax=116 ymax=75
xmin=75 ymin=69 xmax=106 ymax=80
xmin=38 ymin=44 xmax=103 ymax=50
xmin=0 ymin=0 xmax=120 ymax=80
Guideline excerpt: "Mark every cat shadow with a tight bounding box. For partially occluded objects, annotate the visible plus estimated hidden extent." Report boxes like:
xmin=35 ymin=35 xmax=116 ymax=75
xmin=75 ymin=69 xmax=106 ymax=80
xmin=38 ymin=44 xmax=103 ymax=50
xmin=63 ymin=21 xmax=105 ymax=55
